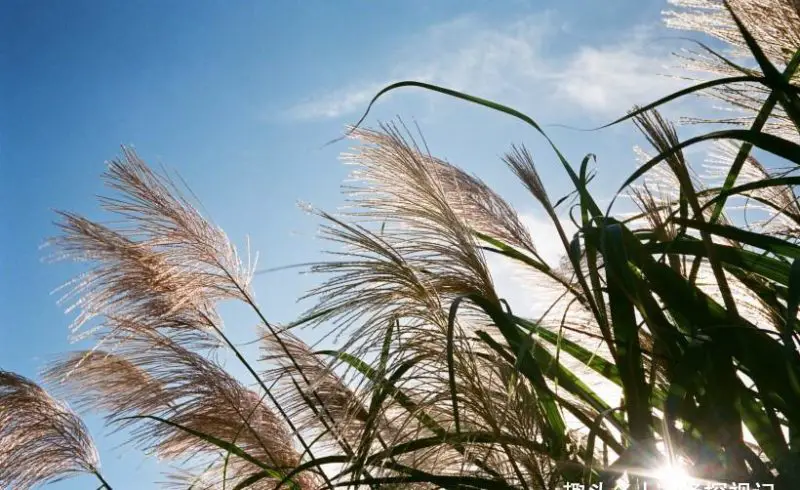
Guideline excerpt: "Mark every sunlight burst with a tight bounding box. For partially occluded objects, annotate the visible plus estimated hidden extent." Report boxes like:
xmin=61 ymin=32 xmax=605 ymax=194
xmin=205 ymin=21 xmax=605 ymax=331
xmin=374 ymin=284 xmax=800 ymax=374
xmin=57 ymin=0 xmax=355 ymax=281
xmin=654 ymin=462 xmax=693 ymax=490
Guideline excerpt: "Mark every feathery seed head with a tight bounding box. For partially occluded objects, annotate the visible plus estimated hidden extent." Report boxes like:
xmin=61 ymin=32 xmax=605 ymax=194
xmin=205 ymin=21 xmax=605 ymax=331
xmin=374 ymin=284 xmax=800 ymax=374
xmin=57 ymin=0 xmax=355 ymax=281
xmin=0 ymin=371 xmax=101 ymax=489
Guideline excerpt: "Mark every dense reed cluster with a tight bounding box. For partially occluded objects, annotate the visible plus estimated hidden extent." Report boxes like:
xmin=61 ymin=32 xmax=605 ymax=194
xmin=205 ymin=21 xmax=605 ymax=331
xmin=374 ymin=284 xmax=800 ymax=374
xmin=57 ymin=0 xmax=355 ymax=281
xmin=3 ymin=1 xmax=800 ymax=489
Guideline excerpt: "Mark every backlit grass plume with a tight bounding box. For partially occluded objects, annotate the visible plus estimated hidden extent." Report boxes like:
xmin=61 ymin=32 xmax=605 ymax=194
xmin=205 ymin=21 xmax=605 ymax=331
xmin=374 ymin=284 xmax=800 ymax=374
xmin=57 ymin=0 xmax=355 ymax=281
xmin=43 ymin=149 xmax=329 ymax=488
xmin=290 ymin=2 xmax=800 ymax=486
xmin=300 ymin=123 xmax=607 ymax=487
xmin=665 ymin=0 xmax=800 ymax=141
xmin=0 ymin=370 xmax=110 ymax=489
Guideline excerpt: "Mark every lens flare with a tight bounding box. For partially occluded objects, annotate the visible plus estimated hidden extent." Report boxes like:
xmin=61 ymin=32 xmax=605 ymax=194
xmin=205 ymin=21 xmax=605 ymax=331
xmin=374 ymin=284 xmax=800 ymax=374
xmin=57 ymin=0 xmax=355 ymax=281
xmin=655 ymin=462 xmax=693 ymax=490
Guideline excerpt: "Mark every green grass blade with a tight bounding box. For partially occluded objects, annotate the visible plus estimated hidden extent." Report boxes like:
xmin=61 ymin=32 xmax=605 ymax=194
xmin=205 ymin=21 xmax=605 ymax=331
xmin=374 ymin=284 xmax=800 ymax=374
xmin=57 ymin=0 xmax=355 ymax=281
xmin=785 ymin=259 xmax=800 ymax=352
xmin=614 ymin=129 xmax=800 ymax=212
xmin=707 ymin=49 xmax=800 ymax=224
xmin=601 ymin=224 xmax=654 ymax=444
xmin=583 ymin=406 xmax=624 ymax=486
xmin=595 ymin=76 xmax=764 ymax=130
xmin=674 ymin=219 xmax=800 ymax=258
xmin=512 ymin=316 xmax=621 ymax=386
xmin=723 ymin=1 xmax=800 ymax=132
xmin=447 ymin=297 xmax=465 ymax=437
xmin=645 ymin=237 xmax=791 ymax=286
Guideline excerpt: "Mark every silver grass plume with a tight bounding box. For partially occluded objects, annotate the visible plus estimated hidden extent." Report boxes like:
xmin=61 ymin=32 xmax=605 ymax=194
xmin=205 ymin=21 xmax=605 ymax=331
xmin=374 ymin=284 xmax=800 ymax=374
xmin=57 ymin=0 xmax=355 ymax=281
xmin=703 ymin=139 xmax=800 ymax=238
xmin=501 ymin=143 xmax=592 ymax=306
xmin=42 ymin=349 xmax=169 ymax=429
xmin=260 ymin=328 xmax=375 ymax=447
xmin=0 ymin=370 xmax=104 ymax=489
xmin=162 ymin=459 xmax=318 ymax=490
xmin=301 ymin=209 xmax=506 ymax=478
xmin=425 ymin=153 xmax=537 ymax=255
xmin=338 ymin=122 xmax=498 ymax=301
xmin=46 ymin=148 xmax=335 ymax=488
xmin=664 ymin=0 xmax=800 ymax=141
xmin=501 ymin=143 xmax=607 ymax=369
xmin=123 ymin=335 xmax=309 ymax=484
xmin=305 ymin=122 xmax=507 ymax=390
xmin=665 ymin=0 xmax=800 ymax=65
xmin=628 ymin=109 xmax=782 ymax=336
xmin=630 ymin=107 xmax=740 ymax=240
xmin=44 ymin=326 xmax=315 ymax=488
xmin=301 ymin=122 xmax=590 ymax=485
xmin=258 ymin=326 xmax=521 ymax=482
xmin=49 ymin=147 xmax=257 ymax=346
xmin=303 ymin=122 xmax=500 ymax=359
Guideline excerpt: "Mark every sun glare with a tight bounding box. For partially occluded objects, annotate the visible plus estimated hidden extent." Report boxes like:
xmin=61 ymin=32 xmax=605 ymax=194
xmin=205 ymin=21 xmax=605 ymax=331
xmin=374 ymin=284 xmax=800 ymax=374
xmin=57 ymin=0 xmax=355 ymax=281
xmin=655 ymin=463 xmax=693 ymax=490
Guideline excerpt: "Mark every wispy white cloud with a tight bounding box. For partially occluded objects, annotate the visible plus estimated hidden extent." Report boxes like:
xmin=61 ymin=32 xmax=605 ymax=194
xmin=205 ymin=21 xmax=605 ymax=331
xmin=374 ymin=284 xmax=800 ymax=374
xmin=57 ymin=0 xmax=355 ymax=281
xmin=554 ymin=38 xmax=684 ymax=115
xmin=285 ymin=12 xmax=690 ymax=122
xmin=285 ymin=82 xmax=389 ymax=122
xmin=283 ymin=13 xmax=554 ymax=121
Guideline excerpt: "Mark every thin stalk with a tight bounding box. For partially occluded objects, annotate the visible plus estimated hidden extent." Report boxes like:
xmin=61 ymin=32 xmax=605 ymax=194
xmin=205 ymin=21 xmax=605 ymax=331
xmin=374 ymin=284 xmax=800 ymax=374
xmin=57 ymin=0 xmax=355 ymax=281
xmin=549 ymin=204 xmax=616 ymax=358
xmin=226 ymin=267 xmax=359 ymax=456
xmin=239 ymin=294 xmax=363 ymax=457
xmin=223 ymin=387 xmax=278 ymax=490
xmin=215 ymin=264 xmax=372 ymax=486
xmin=93 ymin=471 xmax=113 ymax=490
xmin=204 ymin=314 xmax=331 ymax=490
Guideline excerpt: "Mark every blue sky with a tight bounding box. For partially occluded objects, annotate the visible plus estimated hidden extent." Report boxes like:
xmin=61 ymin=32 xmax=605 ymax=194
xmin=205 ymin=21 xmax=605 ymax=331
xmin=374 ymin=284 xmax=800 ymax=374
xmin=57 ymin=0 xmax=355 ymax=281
xmin=1 ymin=1 xmax=716 ymax=488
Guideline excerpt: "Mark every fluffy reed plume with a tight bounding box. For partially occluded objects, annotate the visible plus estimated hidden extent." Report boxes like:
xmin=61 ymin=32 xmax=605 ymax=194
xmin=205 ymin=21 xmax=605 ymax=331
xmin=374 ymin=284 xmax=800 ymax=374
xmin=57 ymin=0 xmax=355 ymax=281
xmin=302 ymin=123 xmax=499 ymax=356
xmin=666 ymin=0 xmax=800 ymax=64
xmin=626 ymin=109 xmax=713 ymax=240
xmin=425 ymin=152 xmax=537 ymax=255
xmin=703 ymin=139 xmax=800 ymax=237
xmin=298 ymin=121 xmax=609 ymax=486
xmin=162 ymin=460 xmax=318 ymax=490
xmin=624 ymin=109 xmax=787 ymax=364
xmin=48 ymin=147 xmax=257 ymax=347
xmin=302 ymin=208 xmax=517 ymax=479
xmin=44 ymin=148 xmax=328 ymax=488
xmin=664 ymin=0 xmax=800 ymax=141
xmin=304 ymin=122 xmax=580 ymax=353
xmin=501 ymin=143 xmax=595 ymax=305
xmin=0 ymin=370 xmax=106 ymax=489
xmin=42 ymin=349 xmax=169 ymax=428
xmin=631 ymin=108 xmax=741 ymax=239
xmin=338 ymin=122 xmax=498 ymax=300
xmin=260 ymin=328 xmax=373 ymax=446
xmin=503 ymin=145 xmax=552 ymax=214
xmin=46 ymin=324 xmax=316 ymax=489
xmin=147 ymin=371 xmax=317 ymax=488
xmin=51 ymin=213 xmax=223 ymax=346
